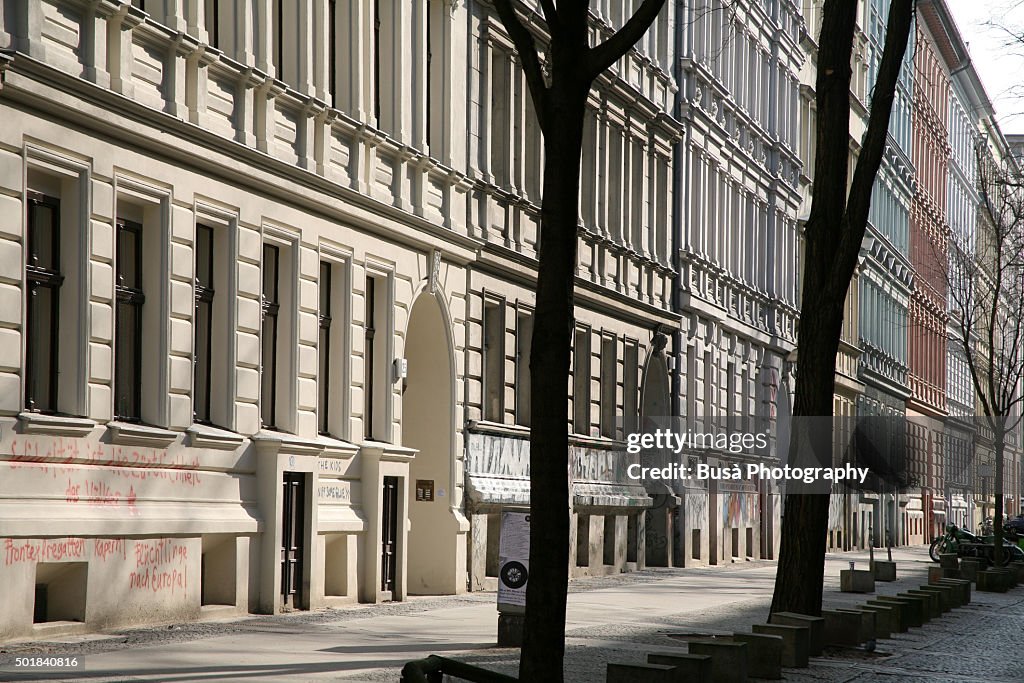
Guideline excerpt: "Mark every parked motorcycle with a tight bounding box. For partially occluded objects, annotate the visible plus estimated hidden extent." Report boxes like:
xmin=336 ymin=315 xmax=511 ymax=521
xmin=929 ymin=523 xmax=1024 ymax=566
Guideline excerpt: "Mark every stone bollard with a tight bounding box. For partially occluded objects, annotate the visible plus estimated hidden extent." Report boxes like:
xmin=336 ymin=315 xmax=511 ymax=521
xmin=1009 ymin=561 xmax=1024 ymax=584
xmin=856 ymin=603 xmax=896 ymax=637
xmin=871 ymin=596 xmax=922 ymax=628
xmin=927 ymin=567 xmax=945 ymax=584
xmin=938 ymin=553 xmax=959 ymax=570
xmin=821 ymin=610 xmax=863 ymax=647
xmin=647 ymin=653 xmax=712 ymax=683
xmin=769 ymin=612 xmax=825 ymax=656
xmin=497 ymin=613 xmax=525 ymax=647
xmin=729 ymin=633 xmax=783 ymax=680
xmin=837 ymin=607 xmax=886 ymax=640
xmin=687 ymin=639 xmax=748 ymax=683
xmin=872 ymin=560 xmax=897 ymax=581
xmin=840 ymin=569 xmax=876 ymax=593
xmin=752 ymin=624 xmax=809 ymax=668
xmin=606 ymin=663 xmax=679 ymax=683
xmin=901 ymin=591 xmax=940 ymax=620
xmin=989 ymin=568 xmax=1014 ymax=591
xmin=976 ymin=569 xmax=1007 ymax=592
xmin=919 ymin=583 xmax=958 ymax=609
xmin=926 ymin=582 xmax=962 ymax=608
xmin=936 ymin=578 xmax=971 ymax=605
xmin=959 ymin=558 xmax=983 ymax=583
xmin=997 ymin=567 xmax=1018 ymax=588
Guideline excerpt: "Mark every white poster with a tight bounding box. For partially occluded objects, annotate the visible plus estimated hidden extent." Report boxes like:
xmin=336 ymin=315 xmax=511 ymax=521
xmin=497 ymin=511 xmax=530 ymax=613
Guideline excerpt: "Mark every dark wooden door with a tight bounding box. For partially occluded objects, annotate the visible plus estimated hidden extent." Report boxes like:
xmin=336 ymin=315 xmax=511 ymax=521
xmin=381 ymin=476 xmax=399 ymax=597
xmin=281 ymin=472 xmax=305 ymax=609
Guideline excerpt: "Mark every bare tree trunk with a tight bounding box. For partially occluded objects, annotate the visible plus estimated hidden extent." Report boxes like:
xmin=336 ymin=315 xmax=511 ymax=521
xmin=994 ymin=429 xmax=1005 ymax=566
xmin=768 ymin=0 xmax=914 ymax=617
xmin=521 ymin=74 xmax=588 ymax=682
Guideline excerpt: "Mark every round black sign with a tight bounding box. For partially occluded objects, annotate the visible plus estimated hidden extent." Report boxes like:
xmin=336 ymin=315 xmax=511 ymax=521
xmin=500 ymin=561 xmax=528 ymax=589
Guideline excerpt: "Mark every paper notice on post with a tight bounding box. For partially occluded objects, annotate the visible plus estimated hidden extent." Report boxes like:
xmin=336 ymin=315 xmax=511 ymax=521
xmin=497 ymin=511 xmax=529 ymax=614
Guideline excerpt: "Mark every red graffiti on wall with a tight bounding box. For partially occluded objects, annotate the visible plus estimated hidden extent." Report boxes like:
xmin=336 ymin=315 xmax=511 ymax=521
xmin=5 ymin=437 xmax=202 ymax=486
xmin=3 ymin=538 xmax=85 ymax=565
xmin=93 ymin=538 xmax=127 ymax=562
xmin=129 ymin=539 xmax=190 ymax=595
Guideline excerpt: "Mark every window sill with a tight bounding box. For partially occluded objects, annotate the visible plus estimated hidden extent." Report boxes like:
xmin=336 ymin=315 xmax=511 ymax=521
xmin=251 ymin=430 xmax=325 ymax=457
xmin=317 ymin=434 xmax=360 ymax=458
xmin=358 ymin=440 xmax=418 ymax=463
xmin=465 ymin=420 xmax=530 ymax=439
xmin=17 ymin=412 xmax=97 ymax=438
xmin=107 ymin=421 xmax=179 ymax=448
xmin=187 ymin=423 xmax=245 ymax=451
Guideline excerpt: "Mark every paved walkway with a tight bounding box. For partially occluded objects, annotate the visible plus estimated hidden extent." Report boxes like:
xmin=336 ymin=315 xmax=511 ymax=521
xmin=1 ymin=546 xmax=1022 ymax=681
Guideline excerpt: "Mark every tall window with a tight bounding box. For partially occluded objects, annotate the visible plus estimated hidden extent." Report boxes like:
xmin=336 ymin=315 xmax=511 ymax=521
xmin=273 ymin=0 xmax=284 ymax=80
xmin=623 ymin=341 xmax=638 ymax=434
xmin=194 ymin=225 xmax=215 ymax=424
xmin=483 ymin=300 xmax=504 ymax=421
xmin=25 ymin=193 xmax=63 ymax=413
xmin=515 ymin=309 xmax=533 ymax=427
xmin=373 ymin=0 xmax=381 ymax=123
xmin=426 ymin=2 xmax=432 ymax=148
xmin=115 ymin=219 xmax=145 ymax=422
xmin=204 ymin=0 xmax=220 ymax=47
xmin=364 ymin=275 xmax=376 ymax=439
xmin=261 ymin=244 xmax=281 ymax=429
xmin=573 ymin=327 xmax=591 ymax=435
xmin=600 ymin=336 xmax=617 ymax=438
xmin=328 ymin=0 xmax=337 ymax=102
xmin=318 ymin=261 xmax=333 ymax=435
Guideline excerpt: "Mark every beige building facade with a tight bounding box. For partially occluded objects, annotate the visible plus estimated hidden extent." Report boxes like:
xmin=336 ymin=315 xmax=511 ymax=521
xmin=0 ymin=0 xmax=678 ymax=639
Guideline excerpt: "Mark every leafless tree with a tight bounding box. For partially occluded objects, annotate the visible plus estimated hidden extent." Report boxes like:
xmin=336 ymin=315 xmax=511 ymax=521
xmin=944 ymin=142 xmax=1024 ymax=563
xmin=490 ymin=1 xmax=665 ymax=678
xmin=768 ymin=0 xmax=914 ymax=618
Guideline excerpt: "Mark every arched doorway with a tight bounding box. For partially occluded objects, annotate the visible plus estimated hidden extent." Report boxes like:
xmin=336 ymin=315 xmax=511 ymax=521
xmin=403 ymin=291 xmax=465 ymax=594
xmin=640 ymin=340 xmax=674 ymax=567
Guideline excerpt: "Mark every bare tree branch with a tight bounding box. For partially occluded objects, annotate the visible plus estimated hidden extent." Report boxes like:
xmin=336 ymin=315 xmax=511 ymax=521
xmin=830 ymin=0 xmax=914 ymax=294
xmin=492 ymin=0 xmax=550 ymax=133
xmin=586 ymin=0 xmax=666 ymax=78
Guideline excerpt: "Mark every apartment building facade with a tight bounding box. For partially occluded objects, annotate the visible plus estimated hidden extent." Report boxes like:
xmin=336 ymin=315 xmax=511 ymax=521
xmin=670 ymin=0 xmax=804 ymax=567
xmin=0 ymin=0 xmax=679 ymax=639
xmin=907 ymin=9 xmax=950 ymax=544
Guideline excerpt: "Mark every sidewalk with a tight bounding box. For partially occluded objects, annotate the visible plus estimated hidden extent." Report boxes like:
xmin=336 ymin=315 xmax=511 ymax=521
xmin=1 ymin=546 xmax=1021 ymax=682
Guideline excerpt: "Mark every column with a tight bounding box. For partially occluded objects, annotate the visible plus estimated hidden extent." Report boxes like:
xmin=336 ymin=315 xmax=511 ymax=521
xmin=107 ymin=5 xmax=144 ymax=98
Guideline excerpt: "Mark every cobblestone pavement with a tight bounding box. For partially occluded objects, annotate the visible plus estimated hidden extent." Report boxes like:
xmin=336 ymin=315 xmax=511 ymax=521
xmin=1 ymin=547 xmax=1022 ymax=681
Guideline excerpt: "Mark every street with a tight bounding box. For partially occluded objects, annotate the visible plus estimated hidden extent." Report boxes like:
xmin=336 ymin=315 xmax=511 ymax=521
xmin=2 ymin=546 xmax=1023 ymax=682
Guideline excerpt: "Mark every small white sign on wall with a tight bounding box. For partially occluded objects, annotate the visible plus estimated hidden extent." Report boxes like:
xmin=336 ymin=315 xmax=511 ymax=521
xmin=497 ymin=511 xmax=530 ymax=614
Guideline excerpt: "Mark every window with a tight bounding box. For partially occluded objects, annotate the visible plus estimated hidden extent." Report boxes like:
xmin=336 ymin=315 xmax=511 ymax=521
xmin=204 ymin=0 xmax=220 ymax=47
xmin=573 ymin=327 xmax=591 ymax=435
xmin=515 ymin=308 xmax=533 ymax=427
xmin=318 ymin=261 xmax=332 ymax=435
xmin=623 ymin=341 xmax=638 ymax=435
xmin=490 ymin=49 xmax=511 ymax=187
xmin=482 ymin=300 xmax=504 ymax=421
xmin=25 ymin=193 xmax=63 ymax=413
xmin=364 ymin=274 xmax=380 ymax=440
xmin=328 ymin=0 xmax=336 ymax=101
xmin=273 ymin=0 xmax=284 ymax=80
xmin=194 ymin=225 xmax=215 ymax=424
xmin=600 ymin=336 xmax=616 ymax=438
xmin=115 ymin=219 xmax=145 ymax=422
xmin=373 ymin=0 xmax=381 ymax=123
xmin=261 ymin=244 xmax=281 ymax=428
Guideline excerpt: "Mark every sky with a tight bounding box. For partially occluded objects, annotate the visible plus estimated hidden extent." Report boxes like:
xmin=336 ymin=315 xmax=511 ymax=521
xmin=946 ymin=0 xmax=1024 ymax=134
